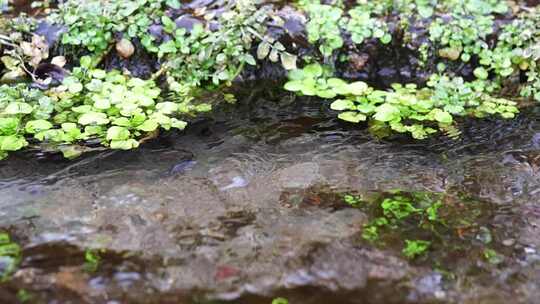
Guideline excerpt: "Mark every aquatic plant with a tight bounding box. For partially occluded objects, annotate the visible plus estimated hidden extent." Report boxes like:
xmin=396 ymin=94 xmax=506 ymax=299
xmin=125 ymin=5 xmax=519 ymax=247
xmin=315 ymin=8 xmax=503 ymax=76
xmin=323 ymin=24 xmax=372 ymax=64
xmin=272 ymin=297 xmax=289 ymax=304
xmin=402 ymin=240 xmax=431 ymax=258
xmin=284 ymin=64 xmax=518 ymax=139
xmin=0 ymin=232 xmax=21 ymax=281
xmin=84 ymin=249 xmax=101 ymax=272
xmin=0 ymin=56 xmax=208 ymax=159
xmin=343 ymin=194 xmax=362 ymax=206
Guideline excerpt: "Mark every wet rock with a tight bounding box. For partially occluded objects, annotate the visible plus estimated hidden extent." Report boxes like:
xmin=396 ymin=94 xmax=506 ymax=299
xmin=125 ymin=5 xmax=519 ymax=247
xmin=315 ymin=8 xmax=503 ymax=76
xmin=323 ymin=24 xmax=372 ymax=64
xmin=3 ymin=95 xmax=540 ymax=302
xmin=34 ymin=22 xmax=66 ymax=45
xmin=175 ymin=15 xmax=203 ymax=32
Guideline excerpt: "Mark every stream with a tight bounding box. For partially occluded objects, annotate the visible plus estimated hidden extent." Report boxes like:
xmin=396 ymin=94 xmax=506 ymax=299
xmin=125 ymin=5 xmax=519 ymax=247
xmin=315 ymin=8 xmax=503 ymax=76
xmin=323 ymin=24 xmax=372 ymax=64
xmin=1 ymin=85 xmax=540 ymax=303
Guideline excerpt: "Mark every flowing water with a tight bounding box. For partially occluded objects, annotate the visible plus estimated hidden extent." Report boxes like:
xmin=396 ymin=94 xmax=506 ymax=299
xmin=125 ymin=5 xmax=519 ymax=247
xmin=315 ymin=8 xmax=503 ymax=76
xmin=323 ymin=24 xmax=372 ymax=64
xmin=1 ymin=85 xmax=540 ymax=303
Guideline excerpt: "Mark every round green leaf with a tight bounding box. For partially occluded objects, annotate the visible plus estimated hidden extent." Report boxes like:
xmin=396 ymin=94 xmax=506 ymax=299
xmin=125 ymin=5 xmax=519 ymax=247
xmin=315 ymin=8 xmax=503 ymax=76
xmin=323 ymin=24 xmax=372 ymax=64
xmin=25 ymin=120 xmax=53 ymax=134
xmin=106 ymin=126 xmax=130 ymax=141
xmin=78 ymin=112 xmax=110 ymax=125
xmin=284 ymin=80 xmax=304 ymax=92
xmin=473 ymin=67 xmax=489 ymax=80
xmin=434 ymin=110 xmax=453 ymax=124
xmin=136 ymin=119 xmax=159 ymax=132
xmin=347 ymin=82 xmax=369 ymax=95
xmin=110 ymin=139 xmax=139 ymax=150
xmin=0 ymin=135 xmax=28 ymax=151
xmin=330 ymin=99 xmax=355 ymax=111
xmin=338 ymin=111 xmax=366 ymax=123
xmin=374 ymin=104 xmax=400 ymax=122
xmin=4 ymin=102 xmax=33 ymax=114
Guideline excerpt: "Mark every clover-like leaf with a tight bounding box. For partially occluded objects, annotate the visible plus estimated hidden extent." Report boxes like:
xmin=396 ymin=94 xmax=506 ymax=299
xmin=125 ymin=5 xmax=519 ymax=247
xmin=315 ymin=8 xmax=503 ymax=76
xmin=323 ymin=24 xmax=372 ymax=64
xmin=433 ymin=109 xmax=453 ymax=124
xmin=106 ymin=126 xmax=130 ymax=141
xmin=0 ymin=135 xmax=28 ymax=151
xmin=110 ymin=139 xmax=140 ymax=150
xmin=4 ymin=102 xmax=33 ymax=114
xmin=330 ymin=99 xmax=355 ymax=111
xmin=25 ymin=120 xmax=53 ymax=134
xmin=374 ymin=103 xmax=400 ymax=122
xmin=78 ymin=112 xmax=110 ymax=125
xmin=347 ymin=82 xmax=369 ymax=95
xmin=338 ymin=111 xmax=366 ymax=123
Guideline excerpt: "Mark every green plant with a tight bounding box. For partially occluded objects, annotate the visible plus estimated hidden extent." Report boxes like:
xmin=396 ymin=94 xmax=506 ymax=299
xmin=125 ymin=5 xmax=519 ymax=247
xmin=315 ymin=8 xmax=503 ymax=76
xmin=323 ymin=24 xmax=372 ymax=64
xmin=304 ymin=3 xmax=344 ymax=57
xmin=429 ymin=15 xmax=494 ymax=62
xmin=426 ymin=201 xmax=442 ymax=221
xmin=483 ymin=248 xmax=503 ymax=264
xmin=344 ymin=194 xmax=362 ymax=206
xmin=54 ymin=0 xmax=176 ymax=55
xmin=285 ymin=65 xmax=518 ymax=139
xmin=154 ymin=1 xmax=266 ymax=100
xmin=16 ymin=289 xmax=33 ymax=303
xmin=345 ymin=5 xmax=391 ymax=45
xmin=479 ymin=10 xmax=540 ymax=101
xmin=0 ymin=232 xmax=21 ymax=281
xmin=381 ymin=196 xmax=422 ymax=219
xmin=402 ymin=239 xmax=430 ymax=258
xmin=272 ymin=297 xmax=289 ymax=304
xmin=84 ymin=249 xmax=101 ymax=272
xmin=284 ymin=63 xmax=369 ymax=99
xmin=0 ymin=55 xmax=208 ymax=159
xmin=362 ymin=217 xmax=389 ymax=242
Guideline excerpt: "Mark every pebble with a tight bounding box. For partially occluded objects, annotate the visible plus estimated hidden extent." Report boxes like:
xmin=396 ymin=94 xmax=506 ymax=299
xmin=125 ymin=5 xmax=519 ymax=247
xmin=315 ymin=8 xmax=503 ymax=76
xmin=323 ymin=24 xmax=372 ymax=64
xmin=116 ymin=38 xmax=135 ymax=59
xmin=502 ymin=238 xmax=515 ymax=246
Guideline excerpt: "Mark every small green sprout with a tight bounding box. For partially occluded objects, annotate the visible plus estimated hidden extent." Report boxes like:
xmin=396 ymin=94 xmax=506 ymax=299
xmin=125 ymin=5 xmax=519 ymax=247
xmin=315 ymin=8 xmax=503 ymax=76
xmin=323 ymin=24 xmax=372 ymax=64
xmin=483 ymin=248 xmax=503 ymax=264
xmin=0 ymin=232 xmax=21 ymax=280
xmin=381 ymin=196 xmax=421 ymax=219
xmin=344 ymin=194 xmax=362 ymax=206
xmin=84 ymin=249 xmax=101 ymax=273
xmin=362 ymin=217 xmax=389 ymax=242
xmin=403 ymin=240 xmax=431 ymax=259
xmin=272 ymin=297 xmax=289 ymax=304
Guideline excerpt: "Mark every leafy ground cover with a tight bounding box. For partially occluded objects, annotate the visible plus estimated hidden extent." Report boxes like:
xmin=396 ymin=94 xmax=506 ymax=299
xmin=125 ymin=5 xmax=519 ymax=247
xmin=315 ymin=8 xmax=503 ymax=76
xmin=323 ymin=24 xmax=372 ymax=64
xmin=343 ymin=190 xmax=504 ymax=264
xmin=0 ymin=0 xmax=539 ymax=159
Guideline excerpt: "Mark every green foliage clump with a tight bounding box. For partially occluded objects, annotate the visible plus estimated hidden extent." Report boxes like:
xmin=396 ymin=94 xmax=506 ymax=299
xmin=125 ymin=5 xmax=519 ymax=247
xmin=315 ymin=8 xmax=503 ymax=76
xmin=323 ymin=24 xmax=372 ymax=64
xmin=483 ymin=248 xmax=503 ymax=264
xmin=157 ymin=1 xmax=265 ymax=95
xmin=481 ymin=10 xmax=540 ymax=101
xmin=0 ymin=55 xmax=205 ymax=159
xmin=84 ymin=249 xmax=101 ymax=272
xmin=54 ymin=0 xmax=176 ymax=54
xmin=429 ymin=15 xmax=494 ymax=62
xmin=0 ymin=232 xmax=21 ymax=280
xmin=344 ymin=194 xmax=362 ymax=206
xmin=272 ymin=297 xmax=289 ymax=304
xmin=284 ymin=63 xmax=369 ymax=99
xmin=356 ymin=191 xmax=441 ymax=259
xmin=284 ymin=64 xmax=518 ymax=139
xmin=304 ymin=3 xmax=344 ymax=57
xmin=403 ymin=240 xmax=431 ymax=258
xmin=381 ymin=195 xmax=422 ymax=219
xmin=0 ymin=84 xmax=46 ymax=159
xmin=345 ymin=5 xmax=391 ymax=45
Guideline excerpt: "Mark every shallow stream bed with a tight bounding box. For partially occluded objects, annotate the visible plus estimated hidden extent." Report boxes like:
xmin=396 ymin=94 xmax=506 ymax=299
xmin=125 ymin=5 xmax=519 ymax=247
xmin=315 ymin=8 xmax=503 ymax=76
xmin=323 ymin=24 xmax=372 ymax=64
xmin=1 ymin=86 xmax=540 ymax=303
